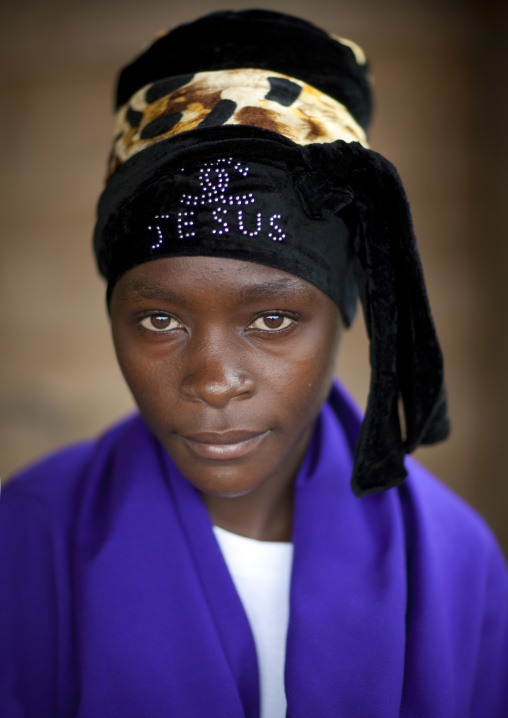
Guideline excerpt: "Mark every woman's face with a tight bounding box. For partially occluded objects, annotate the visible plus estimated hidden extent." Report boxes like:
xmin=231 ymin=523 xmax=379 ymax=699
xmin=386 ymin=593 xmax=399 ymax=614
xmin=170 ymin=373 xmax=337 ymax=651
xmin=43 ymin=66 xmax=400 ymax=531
xmin=110 ymin=256 xmax=343 ymax=498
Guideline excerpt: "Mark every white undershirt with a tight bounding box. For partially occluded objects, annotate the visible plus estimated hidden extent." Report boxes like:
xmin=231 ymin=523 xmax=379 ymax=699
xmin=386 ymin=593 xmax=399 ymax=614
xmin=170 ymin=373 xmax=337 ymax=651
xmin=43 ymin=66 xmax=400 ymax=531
xmin=213 ymin=525 xmax=293 ymax=718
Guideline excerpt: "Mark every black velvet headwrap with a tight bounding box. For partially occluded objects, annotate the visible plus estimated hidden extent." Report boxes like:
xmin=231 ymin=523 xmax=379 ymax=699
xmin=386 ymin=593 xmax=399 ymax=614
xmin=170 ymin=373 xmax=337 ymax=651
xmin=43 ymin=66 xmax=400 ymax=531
xmin=94 ymin=9 xmax=450 ymax=496
xmin=96 ymin=126 xmax=358 ymax=324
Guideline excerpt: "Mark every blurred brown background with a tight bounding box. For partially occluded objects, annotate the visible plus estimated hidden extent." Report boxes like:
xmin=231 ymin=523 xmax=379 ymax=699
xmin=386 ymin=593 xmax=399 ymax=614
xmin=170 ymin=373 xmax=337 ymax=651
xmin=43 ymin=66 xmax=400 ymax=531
xmin=1 ymin=0 xmax=507 ymax=552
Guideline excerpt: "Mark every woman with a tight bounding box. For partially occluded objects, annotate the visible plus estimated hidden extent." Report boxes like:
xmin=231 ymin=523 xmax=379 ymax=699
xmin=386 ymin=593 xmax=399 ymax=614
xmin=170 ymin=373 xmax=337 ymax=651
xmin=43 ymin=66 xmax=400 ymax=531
xmin=1 ymin=10 xmax=507 ymax=717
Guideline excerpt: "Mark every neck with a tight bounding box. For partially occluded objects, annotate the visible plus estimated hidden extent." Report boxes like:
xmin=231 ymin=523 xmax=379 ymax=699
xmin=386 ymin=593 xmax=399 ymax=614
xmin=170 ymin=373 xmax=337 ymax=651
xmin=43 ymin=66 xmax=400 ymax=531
xmin=204 ymin=482 xmax=294 ymax=542
xmin=202 ymin=429 xmax=312 ymax=542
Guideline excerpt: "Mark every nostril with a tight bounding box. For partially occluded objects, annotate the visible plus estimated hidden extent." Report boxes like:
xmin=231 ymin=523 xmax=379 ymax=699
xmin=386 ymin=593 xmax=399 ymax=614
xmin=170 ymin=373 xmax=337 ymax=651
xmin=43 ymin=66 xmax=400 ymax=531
xmin=180 ymin=362 xmax=255 ymax=407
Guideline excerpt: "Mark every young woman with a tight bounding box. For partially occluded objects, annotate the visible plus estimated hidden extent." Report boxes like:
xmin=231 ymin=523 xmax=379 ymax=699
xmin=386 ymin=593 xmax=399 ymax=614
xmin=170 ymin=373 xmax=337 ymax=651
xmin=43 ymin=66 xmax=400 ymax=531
xmin=1 ymin=10 xmax=507 ymax=718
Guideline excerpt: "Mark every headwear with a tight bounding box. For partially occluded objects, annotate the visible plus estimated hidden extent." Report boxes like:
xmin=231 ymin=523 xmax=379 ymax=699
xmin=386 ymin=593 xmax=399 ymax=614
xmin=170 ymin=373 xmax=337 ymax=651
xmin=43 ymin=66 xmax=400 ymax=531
xmin=93 ymin=9 xmax=450 ymax=496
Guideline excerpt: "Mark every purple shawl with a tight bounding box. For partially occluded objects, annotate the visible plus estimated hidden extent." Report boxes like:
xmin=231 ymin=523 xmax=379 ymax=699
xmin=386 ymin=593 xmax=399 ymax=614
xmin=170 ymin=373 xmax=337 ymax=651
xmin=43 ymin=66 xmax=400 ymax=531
xmin=1 ymin=381 xmax=507 ymax=717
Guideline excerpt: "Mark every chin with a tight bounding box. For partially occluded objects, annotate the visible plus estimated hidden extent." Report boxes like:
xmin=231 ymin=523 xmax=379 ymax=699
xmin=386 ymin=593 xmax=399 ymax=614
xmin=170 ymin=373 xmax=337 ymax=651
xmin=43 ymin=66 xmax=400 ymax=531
xmin=171 ymin=452 xmax=272 ymax=498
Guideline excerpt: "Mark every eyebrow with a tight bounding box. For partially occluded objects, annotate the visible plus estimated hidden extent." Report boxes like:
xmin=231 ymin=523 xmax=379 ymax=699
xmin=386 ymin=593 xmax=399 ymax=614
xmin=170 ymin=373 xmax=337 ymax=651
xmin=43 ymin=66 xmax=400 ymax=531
xmin=238 ymin=277 xmax=315 ymax=302
xmin=116 ymin=280 xmax=186 ymax=304
xmin=118 ymin=275 xmax=314 ymax=303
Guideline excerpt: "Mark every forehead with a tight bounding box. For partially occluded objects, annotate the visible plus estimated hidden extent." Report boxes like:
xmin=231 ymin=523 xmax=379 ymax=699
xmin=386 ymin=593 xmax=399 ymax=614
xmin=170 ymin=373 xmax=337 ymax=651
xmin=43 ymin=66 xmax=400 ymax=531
xmin=112 ymin=255 xmax=322 ymax=306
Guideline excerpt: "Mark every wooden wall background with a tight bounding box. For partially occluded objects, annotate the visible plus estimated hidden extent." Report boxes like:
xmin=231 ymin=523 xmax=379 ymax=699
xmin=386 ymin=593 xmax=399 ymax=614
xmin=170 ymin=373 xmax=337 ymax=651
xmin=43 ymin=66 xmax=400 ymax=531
xmin=1 ymin=0 xmax=507 ymax=552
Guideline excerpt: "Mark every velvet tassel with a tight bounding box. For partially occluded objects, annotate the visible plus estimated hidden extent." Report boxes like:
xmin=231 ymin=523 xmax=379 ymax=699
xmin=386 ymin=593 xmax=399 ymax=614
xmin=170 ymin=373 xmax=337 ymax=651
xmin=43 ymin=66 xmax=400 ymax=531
xmin=298 ymin=141 xmax=450 ymax=495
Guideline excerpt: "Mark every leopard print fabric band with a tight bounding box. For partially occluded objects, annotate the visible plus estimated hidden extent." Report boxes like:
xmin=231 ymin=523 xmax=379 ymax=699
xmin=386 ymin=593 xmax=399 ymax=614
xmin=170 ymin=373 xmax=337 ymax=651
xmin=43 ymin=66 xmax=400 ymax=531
xmin=108 ymin=68 xmax=369 ymax=180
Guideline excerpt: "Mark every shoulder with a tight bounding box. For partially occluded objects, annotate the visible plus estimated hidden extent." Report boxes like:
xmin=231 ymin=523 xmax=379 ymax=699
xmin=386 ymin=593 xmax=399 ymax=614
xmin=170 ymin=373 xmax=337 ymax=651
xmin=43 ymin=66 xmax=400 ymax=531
xmin=331 ymin=377 xmax=508 ymax=601
xmin=399 ymin=457 xmax=508 ymax=648
xmin=399 ymin=460 xmax=508 ymax=714
xmin=3 ymin=441 xmax=93 ymax=508
xmin=401 ymin=456 xmax=505 ymax=567
xmin=1 ymin=413 xmax=142 ymax=530
xmin=332 ymin=377 xmax=506 ymax=565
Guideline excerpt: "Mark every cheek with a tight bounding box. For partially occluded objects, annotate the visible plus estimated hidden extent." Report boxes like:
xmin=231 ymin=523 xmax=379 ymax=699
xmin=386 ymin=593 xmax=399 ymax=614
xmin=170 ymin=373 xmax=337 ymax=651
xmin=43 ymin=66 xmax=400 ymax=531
xmin=273 ymin=328 xmax=342 ymax=420
xmin=112 ymin=329 xmax=171 ymax=410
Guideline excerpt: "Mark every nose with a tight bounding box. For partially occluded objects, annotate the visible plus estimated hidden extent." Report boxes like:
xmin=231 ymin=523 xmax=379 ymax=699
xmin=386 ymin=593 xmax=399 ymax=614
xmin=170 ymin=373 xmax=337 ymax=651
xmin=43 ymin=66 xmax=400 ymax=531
xmin=179 ymin=346 xmax=256 ymax=408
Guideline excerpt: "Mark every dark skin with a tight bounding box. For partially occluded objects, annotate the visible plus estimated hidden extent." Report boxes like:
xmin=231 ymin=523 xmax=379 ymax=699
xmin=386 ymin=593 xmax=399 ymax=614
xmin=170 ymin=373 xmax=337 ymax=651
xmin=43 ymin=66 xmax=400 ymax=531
xmin=110 ymin=256 xmax=343 ymax=542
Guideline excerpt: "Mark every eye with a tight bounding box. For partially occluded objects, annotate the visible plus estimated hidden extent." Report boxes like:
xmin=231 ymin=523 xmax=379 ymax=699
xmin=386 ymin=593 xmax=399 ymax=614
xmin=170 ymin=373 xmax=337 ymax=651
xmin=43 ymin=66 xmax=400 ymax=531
xmin=249 ymin=313 xmax=296 ymax=332
xmin=139 ymin=313 xmax=181 ymax=332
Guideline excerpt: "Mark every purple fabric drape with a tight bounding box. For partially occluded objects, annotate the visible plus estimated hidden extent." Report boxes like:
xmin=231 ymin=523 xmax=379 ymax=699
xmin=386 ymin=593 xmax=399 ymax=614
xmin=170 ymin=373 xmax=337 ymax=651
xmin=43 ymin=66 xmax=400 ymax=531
xmin=1 ymin=381 xmax=507 ymax=717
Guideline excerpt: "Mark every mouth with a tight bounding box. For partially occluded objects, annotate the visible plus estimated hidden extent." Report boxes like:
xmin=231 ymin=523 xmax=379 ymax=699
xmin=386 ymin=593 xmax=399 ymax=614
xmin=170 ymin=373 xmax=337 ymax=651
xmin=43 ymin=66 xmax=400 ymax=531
xmin=179 ymin=429 xmax=270 ymax=461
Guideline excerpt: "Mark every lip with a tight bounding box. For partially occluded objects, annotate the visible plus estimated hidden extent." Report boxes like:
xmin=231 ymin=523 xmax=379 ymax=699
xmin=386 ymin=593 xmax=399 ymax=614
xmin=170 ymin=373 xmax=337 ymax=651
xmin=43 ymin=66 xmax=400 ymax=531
xmin=179 ymin=429 xmax=270 ymax=461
